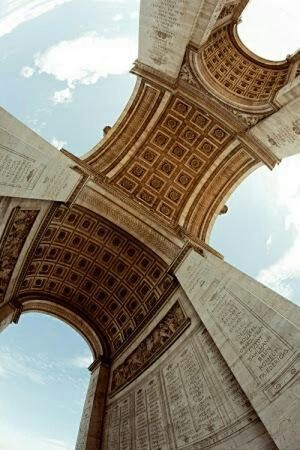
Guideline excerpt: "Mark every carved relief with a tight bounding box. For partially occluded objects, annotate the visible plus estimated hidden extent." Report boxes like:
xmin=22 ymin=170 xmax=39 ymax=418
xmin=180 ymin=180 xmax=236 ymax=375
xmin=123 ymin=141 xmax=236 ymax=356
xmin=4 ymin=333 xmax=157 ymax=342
xmin=0 ymin=208 xmax=38 ymax=303
xmin=179 ymin=63 xmax=198 ymax=87
xmin=111 ymin=301 xmax=189 ymax=392
xmin=217 ymin=3 xmax=236 ymax=21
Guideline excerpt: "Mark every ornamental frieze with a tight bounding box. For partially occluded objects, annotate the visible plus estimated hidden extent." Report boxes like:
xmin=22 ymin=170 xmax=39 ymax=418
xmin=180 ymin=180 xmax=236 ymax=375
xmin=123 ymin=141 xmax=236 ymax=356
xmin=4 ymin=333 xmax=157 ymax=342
xmin=111 ymin=301 xmax=190 ymax=393
xmin=0 ymin=208 xmax=38 ymax=303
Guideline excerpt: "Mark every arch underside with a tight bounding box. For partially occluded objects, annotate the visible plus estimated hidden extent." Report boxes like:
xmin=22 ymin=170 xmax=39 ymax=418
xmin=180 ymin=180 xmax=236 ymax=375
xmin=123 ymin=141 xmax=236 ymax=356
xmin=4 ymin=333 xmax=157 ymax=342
xmin=21 ymin=298 xmax=104 ymax=360
xmin=81 ymin=18 xmax=289 ymax=243
xmin=14 ymin=204 xmax=178 ymax=358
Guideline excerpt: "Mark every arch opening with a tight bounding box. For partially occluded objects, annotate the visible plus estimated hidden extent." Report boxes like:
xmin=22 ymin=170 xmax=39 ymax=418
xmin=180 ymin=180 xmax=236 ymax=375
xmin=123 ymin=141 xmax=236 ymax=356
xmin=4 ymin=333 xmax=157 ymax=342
xmin=209 ymin=154 xmax=300 ymax=305
xmin=238 ymin=0 xmax=300 ymax=62
xmin=0 ymin=311 xmax=94 ymax=450
xmin=20 ymin=298 xmax=104 ymax=361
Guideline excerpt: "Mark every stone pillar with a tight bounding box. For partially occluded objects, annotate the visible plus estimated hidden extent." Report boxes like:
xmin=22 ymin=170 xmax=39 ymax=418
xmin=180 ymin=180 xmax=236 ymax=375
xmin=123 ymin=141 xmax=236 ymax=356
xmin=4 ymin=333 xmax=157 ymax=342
xmin=175 ymin=248 xmax=300 ymax=450
xmin=0 ymin=302 xmax=18 ymax=333
xmin=75 ymin=357 xmax=110 ymax=450
xmin=138 ymin=0 xmax=223 ymax=80
xmin=0 ymin=107 xmax=83 ymax=201
xmin=247 ymin=76 xmax=300 ymax=160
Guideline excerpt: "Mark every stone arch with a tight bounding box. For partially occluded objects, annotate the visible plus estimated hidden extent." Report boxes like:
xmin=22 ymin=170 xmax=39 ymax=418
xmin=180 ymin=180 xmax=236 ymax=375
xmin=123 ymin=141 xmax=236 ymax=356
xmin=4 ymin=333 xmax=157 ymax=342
xmin=194 ymin=23 xmax=292 ymax=113
xmin=184 ymin=160 xmax=262 ymax=242
xmin=0 ymin=297 xmax=109 ymax=450
xmin=20 ymin=297 xmax=104 ymax=361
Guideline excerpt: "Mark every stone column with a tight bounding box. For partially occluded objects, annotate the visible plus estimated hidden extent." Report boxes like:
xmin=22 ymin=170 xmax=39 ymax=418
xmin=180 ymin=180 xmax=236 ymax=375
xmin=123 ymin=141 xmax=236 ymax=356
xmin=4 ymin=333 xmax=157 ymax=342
xmin=0 ymin=106 xmax=83 ymax=201
xmin=247 ymin=76 xmax=300 ymax=160
xmin=75 ymin=357 xmax=110 ymax=450
xmin=175 ymin=248 xmax=300 ymax=450
xmin=0 ymin=302 xmax=19 ymax=333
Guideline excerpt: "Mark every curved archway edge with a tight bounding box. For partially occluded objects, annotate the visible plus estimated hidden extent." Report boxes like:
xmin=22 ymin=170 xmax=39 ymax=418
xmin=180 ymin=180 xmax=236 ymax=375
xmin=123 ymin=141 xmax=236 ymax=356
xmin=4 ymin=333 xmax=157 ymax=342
xmin=20 ymin=299 xmax=104 ymax=361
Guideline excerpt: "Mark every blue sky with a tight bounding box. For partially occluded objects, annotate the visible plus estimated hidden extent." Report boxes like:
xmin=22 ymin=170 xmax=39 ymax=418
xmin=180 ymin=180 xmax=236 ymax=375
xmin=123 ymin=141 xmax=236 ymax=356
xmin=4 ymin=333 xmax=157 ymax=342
xmin=0 ymin=1 xmax=299 ymax=449
xmin=0 ymin=314 xmax=92 ymax=450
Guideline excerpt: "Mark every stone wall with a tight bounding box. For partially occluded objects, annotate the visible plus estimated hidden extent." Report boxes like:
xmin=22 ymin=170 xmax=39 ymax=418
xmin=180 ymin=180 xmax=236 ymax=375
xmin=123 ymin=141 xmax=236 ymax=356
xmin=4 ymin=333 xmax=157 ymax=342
xmin=0 ymin=107 xmax=82 ymax=201
xmin=176 ymin=249 xmax=300 ymax=450
xmin=102 ymin=288 xmax=275 ymax=449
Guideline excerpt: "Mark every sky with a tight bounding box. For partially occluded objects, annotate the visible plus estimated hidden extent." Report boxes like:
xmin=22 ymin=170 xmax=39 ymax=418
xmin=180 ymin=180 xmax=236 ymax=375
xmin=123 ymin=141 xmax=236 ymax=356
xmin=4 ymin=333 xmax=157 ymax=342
xmin=0 ymin=0 xmax=299 ymax=449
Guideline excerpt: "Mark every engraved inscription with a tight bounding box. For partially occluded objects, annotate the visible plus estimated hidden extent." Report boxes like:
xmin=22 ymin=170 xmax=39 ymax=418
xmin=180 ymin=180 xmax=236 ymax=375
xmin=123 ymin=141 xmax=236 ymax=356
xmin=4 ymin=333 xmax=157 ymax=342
xmin=135 ymin=388 xmax=150 ymax=450
xmin=145 ymin=0 xmax=185 ymax=67
xmin=104 ymin=325 xmax=258 ymax=450
xmin=146 ymin=377 xmax=169 ymax=449
xmin=107 ymin=403 xmax=121 ymax=449
xmin=0 ymin=146 xmax=45 ymax=190
xmin=179 ymin=257 xmax=219 ymax=302
xmin=195 ymin=328 xmax=252 ymax=422
xmin=106 ymin=373 xmax=170 ymax=450
xmin=267 ymin=119 xmax=300 ymax=148
xmin=0 ymin=131 xmax=81 ymax=201
xmin=209 ymin=284 xmax=294 ymax=384
xmin=120 ymin=398 xmax=131 ymax=450
xmin=163 ymin=342 xmax=224 ymax=446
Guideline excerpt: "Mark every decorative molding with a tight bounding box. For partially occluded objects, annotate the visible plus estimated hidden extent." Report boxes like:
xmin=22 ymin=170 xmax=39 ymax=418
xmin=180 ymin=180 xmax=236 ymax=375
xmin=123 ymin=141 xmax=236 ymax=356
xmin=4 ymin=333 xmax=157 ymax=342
xmin=77 ymin=186 xmax=182 ymax=264
xmin=0 ymin=208 xmax=38 ymax=304
xmin=111 ymin=301 xmax=190 ymax=394
xmin=21 ymin=297 xmax=105 ymax=359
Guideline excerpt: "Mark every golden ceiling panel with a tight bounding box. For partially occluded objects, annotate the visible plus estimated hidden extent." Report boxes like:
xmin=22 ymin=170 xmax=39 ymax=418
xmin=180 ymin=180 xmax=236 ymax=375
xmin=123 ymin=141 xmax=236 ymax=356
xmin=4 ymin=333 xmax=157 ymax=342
xmin=185 ymin=145 xmax=258 ymax=240
xmin=112 ymin=95 xmax=234 ymax=225
xmin=16 ymin=205 xmax=177 ymax=355
xmin=81 ymin=18 xmax=284 ymax=244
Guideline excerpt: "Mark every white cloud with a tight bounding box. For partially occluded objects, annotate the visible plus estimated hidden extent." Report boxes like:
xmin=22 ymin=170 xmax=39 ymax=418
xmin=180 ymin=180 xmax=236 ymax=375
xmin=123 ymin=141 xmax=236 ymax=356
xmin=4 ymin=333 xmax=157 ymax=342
xmin=239 ymin=0 xmax=300 ymax=60
xmin=34 ymin=32 xmax=137 ymax=88
xmin=20 ymin=65 xmax=35 ymax=78
xmin=93 ymin=0 xmax=125 ymax=3
xmin=0 ymin=423 xmax=70 ymax=450
xmin=51 ymin=137 xmax=67 ymax=149
xmin=266 ymin=234 xmax=272 ymax=249
xmin=257 ymin=156 xmax=300 ymax=302
xmin=112 ymin=13 xmax=123 ymax=22
xmin=52 ymin=87 xmax=72 ymax=104
xmin=0 ymin=0 xmax=71 ymax=38
xmin=70 ymin=353 xmax=93 ymax=368
xmin=129 ymin=10 xmax=138 ymax=20
xmin=0 ymin=346 xmax=45 ymax=385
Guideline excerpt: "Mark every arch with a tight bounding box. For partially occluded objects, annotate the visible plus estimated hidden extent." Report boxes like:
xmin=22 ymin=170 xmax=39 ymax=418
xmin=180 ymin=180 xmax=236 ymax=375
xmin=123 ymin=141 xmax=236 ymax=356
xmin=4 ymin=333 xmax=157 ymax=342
xmin=195 ymin=23 xmax=291 ymax=113
xmin=237 ymin=0 xmax=300 ymax=62
xmin=19 ymin=297 xmax=105 ymax=361
xmin=184 ymin=156 xmax=263 ymax=242
xmin=235 ymin=25 xmax=288 ymax=66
